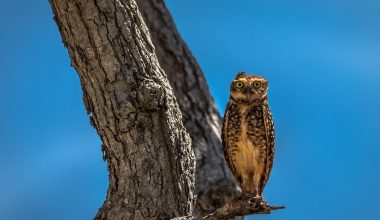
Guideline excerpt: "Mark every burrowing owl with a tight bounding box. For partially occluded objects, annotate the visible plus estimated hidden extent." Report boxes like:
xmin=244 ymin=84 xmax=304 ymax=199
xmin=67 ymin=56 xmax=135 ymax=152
xmin=222 ymin=72 xmax=275 ymax=199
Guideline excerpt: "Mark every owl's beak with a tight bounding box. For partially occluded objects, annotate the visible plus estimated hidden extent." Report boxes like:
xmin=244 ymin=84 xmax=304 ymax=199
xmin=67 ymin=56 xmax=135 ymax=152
xmin=250 ymin=88 xmax=258 ymax=95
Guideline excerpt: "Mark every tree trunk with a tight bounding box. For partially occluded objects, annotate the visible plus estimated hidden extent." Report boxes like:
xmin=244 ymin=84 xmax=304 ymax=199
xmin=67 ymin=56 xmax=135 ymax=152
xmin=47 ymin=0 xmax=272 ymax=219
xmin=135 ymin=0 xmax=240 ymax=217
xmin=49 ymin=0 xmax=195 ymax=219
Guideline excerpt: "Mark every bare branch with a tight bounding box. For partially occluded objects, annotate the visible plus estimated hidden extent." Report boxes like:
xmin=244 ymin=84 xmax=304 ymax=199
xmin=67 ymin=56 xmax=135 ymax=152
xmin=200 ymin=198 xmax=284 ymax=220
xmin=173 ymin=198 xmax=284 ymax=220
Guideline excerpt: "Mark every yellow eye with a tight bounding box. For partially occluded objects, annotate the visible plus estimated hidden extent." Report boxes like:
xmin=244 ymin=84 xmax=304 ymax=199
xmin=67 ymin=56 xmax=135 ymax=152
xmin=236 ymin=81 xmax=244 ymax=89
xmin=253 ymin=81 xmax=261 ymax=89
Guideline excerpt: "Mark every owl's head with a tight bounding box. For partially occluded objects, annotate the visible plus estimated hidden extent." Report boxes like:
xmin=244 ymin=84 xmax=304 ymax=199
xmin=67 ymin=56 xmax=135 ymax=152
xmin=230 ymin=72 xmax=268 ymax=104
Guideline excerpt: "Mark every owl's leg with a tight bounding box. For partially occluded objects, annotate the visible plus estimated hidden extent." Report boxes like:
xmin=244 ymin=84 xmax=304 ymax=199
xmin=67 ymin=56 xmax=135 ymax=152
xmin=257 ymin=182 xmax=269 ymax=207
xmin=240 ymin=171 xmax=259 ymax=200
xmin=257 ymin=185 xmax=269 ymax=206
xmin=253 ymin=171 xmax=262 ymax=197
xmin=258 ymin=196 xmax=268 ymax=207
xmin=241 ymin=172 xmax=269 ymax=210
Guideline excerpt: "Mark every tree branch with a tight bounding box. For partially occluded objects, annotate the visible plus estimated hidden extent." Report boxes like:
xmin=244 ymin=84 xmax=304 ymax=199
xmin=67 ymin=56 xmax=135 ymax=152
xmin=200 ymin=198 xmax=285 ymax=220
xmin=173 ymin=198 xmax=284 ymax=220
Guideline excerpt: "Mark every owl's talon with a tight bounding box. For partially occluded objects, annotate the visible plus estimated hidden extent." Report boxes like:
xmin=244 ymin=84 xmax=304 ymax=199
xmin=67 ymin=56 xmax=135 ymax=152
xmin=248 ymin=197 xmax=260 ymax=209
xmin=248 ymin=196 xmax=271 ymax=211
xmin=259 ymin=196 xmax=269 ymax=207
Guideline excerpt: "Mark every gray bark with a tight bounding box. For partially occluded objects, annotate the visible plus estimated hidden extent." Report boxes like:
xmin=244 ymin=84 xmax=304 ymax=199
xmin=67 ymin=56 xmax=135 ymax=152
xmin=49 ymin=0 xmax=194 ymax=219
xmin=135 ymin=0 xmax=240 ymax=217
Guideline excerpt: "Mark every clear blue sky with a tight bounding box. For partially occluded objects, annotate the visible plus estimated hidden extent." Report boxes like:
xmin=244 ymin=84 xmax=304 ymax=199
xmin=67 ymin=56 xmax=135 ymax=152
xmin=0 ymin=1 xmax=379 ymax=220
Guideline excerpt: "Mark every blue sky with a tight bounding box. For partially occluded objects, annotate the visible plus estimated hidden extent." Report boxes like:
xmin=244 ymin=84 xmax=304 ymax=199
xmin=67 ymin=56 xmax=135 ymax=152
xmin=1 ymin=0 xmax=379 ymax=220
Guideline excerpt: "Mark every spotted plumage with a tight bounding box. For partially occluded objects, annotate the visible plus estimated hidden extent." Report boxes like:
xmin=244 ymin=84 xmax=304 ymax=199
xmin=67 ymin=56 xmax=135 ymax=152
xmin=222 ymin=72 xmax=275 ymax=198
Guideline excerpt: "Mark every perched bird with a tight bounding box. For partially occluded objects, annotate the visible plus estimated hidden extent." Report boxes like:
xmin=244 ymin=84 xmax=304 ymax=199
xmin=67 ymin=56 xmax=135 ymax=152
xmin=222 ymin=72 xmax=275 ymax=200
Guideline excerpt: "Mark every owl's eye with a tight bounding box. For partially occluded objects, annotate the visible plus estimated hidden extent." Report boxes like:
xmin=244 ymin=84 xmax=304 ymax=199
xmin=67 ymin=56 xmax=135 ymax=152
xmin=235 ymin=81 xmax=244 ymax=89
xmin=253 ymin=81 xmax=261 ymax=89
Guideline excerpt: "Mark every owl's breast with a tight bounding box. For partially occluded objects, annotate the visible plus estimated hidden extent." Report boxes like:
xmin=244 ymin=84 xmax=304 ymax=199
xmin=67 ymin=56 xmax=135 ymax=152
xmin=225 ymin=105 xmax=264 ymax=175
xmin=232 ymin=106 xmax=262 ymax=175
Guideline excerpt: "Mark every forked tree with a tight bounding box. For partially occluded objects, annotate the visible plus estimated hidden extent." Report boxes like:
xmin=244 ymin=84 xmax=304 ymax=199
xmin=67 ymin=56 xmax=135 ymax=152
xmin=49 ymin=0 xmax=282 ymax=219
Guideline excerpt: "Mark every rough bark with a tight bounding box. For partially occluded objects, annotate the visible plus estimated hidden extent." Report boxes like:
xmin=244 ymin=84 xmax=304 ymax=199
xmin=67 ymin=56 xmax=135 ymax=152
xmin=135 ymin=0 xmax=241 ymax=217
xmin=49 ymin=0 xmax=195 ymax=219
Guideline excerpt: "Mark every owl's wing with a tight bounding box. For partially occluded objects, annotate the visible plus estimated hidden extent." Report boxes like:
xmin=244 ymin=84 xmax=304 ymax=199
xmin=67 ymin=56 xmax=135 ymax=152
xmin=260 ymin=104 xmax=275 ymax=194
xmin=221 ymin=102 xmax=238 ymax=180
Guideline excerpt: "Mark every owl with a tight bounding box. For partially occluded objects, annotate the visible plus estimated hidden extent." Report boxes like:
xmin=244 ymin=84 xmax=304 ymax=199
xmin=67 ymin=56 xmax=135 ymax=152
xmin=222 ymin=72 xmax=275 ymax=200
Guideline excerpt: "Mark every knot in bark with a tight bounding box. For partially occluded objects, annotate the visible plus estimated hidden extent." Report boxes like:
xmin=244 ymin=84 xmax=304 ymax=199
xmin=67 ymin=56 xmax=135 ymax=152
xmin=134 ymin=79 xmax=165 ymax=111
